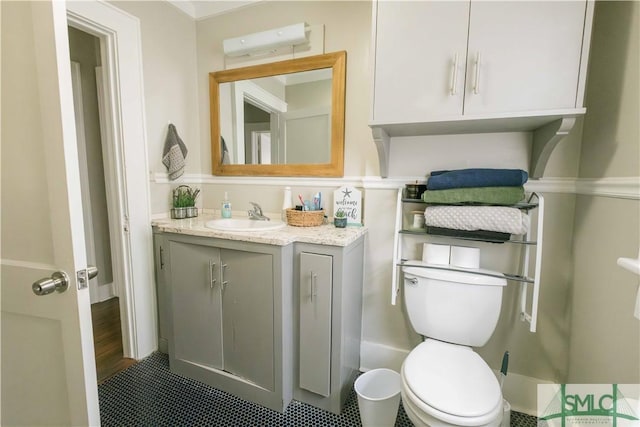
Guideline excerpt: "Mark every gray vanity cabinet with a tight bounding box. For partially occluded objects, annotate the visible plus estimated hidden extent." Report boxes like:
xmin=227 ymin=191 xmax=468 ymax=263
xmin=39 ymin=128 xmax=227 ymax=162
xmin=294 ymin=236 xmax=365 ymax=414
xmin=153 ymin=232 xmax=293 ymax=412
xmin=220 ymin=249 xmax=274 ymax=390
xmin=299 ymin=252 xmax=332 ymax=397
xmin=153 ymin=232 xmax=170 ymax=354
xmin=168 ymin=240 xmax=224 ymax=371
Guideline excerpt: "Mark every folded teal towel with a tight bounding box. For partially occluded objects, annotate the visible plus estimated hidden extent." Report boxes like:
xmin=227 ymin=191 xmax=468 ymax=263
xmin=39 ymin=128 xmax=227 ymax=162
xmin=422 ymin=186 xmax=525 ymax=205
xmin=427 ymin=168 xmax=528 ymax=190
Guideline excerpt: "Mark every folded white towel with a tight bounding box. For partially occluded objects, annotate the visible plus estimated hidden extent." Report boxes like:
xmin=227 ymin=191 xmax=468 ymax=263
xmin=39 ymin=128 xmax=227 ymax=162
xmin=423 ymin=206 xmax=530 ymax=235
xmin=162 ymin=124 xmax=188 ymax=180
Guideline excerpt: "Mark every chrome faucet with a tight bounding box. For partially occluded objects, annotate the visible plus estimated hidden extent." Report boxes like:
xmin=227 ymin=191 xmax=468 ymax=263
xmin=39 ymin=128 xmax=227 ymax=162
xmin=247 ymin=202 xmax=270 ymax=221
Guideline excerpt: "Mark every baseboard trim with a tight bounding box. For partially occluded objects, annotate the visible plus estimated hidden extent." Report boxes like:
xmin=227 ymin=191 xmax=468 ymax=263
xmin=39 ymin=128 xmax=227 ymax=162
xmin=94 ymin=282 xmax=116 ymax=303
xmin=152 ymin=173 xmax=639 ymax=199
xmin=360 ymin=340 xmax=549 ymax=417
xmin=360 ymin=340 xmax=409 ymax=373
xmin=499 ymin=371 xmax=552 ymax=416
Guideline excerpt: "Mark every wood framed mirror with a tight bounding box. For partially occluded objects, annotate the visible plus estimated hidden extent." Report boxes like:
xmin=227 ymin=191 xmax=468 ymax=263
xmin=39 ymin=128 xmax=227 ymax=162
xmin=209 ymin=51 xmax=346 ymax=176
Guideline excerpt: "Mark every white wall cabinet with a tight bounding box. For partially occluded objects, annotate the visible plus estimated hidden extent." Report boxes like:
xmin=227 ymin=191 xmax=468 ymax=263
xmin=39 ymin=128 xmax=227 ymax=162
xmin=373 ymin=0 xmax=589 ymax=122
xmin=463 ymin=1 xmax=588 ymax=115
xmin=373 ymin=1 xmax=470 ymax=122
xmin=371 ymin=0 xmax=594 ymax=178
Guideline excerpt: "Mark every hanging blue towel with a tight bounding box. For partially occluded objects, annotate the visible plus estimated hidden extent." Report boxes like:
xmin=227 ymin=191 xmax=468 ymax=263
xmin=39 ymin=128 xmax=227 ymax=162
xmin=427 ymin=168 xmax=528 ymax=190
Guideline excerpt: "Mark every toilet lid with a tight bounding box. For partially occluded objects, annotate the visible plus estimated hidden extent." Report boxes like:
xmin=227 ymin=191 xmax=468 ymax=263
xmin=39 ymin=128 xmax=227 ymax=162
xmin=403 ymin=340 xmax=502 ymax=418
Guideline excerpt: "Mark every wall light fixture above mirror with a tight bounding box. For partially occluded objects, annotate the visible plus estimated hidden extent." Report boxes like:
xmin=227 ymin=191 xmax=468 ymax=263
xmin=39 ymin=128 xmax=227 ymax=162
xmin=209 ymin=51 xmax=346 ymax=177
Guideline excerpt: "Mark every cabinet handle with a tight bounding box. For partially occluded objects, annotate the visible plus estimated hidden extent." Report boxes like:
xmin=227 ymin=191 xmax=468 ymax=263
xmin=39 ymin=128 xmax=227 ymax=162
xmin=209 ymin=260 xmax=217 ymax=289
xmin=310 ymin=271 xmax=318 ymax=302
xmin=221 ymin=263 xmax=228 ymax=289
xmin=449 ymin=53 xmax=459 ymax=96
xmin=159 ymin=246 xmax=164 ymax=270
xmin=473 ymin=51 xmax=481 ymax=95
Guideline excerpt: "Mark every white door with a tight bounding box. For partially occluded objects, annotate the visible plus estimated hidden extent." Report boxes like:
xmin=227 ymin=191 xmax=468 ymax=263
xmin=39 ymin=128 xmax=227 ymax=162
xmin=464 ymin=1 xmax=587 ymax=115
xmin=372 ymin=0 xmax=470 ymax=123
xmin=1 ymin=1 xmax=99 ymax=426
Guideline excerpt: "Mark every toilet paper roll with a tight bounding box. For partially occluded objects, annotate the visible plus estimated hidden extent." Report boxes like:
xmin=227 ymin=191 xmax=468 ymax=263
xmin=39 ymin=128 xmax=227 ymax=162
xmin=450 ymin=246 xmax=480 ymax=269
xmin=422 ymin=243 xmax=450 ymax=265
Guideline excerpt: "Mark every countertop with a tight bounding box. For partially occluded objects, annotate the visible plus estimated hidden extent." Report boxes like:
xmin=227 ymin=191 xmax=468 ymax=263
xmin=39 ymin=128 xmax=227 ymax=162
xmin=152 ymin=214 xmax=367 ymax=247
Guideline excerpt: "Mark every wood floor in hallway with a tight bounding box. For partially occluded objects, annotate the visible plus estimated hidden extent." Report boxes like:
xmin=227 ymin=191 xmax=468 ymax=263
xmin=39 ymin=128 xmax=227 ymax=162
xmin=92 ymin=297 xmax=136 ymax=383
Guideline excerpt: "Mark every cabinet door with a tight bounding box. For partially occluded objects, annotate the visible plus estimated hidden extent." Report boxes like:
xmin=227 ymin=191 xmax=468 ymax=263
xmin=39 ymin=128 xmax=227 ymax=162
xmin=169 ymin=241 xmax=223 ymax=370
xmin=372 ymin=1 xmax=470 ymax=123
xmin=464 ymin=1 xmax=587 ymax=114
xmin=154 ymin=235 xmax=169 ymax=352
xmin=221 ymin=249 xmax=274 ymax=390
xmin=299 ymin=252 xmax=333 ymax=397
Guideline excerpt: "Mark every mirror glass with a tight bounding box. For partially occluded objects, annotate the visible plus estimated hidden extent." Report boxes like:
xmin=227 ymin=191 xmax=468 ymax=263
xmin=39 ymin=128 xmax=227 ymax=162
xmin=210 ymin=51 xmax=346 ymax=176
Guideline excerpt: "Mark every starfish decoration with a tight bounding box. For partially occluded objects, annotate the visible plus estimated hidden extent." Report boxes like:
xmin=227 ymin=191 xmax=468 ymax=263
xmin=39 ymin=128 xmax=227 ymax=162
xmin=342 ymin=188 xmax=352 ymax=198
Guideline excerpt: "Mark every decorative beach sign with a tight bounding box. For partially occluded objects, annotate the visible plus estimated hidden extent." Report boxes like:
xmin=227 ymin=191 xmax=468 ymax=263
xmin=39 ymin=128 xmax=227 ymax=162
xmin=333 ymin=186 xmax=362 ymax=225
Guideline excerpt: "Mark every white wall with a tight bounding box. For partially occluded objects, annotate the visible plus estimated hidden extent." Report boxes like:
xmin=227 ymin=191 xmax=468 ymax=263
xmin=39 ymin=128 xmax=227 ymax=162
xmin=108 ymin=0 xmax=200 ymax=213
xmin=567 ymin=0 xmax=640 ymax=383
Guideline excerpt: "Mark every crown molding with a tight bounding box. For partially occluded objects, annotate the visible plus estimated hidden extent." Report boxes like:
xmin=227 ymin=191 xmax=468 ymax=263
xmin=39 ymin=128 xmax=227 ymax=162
xmin=165 ymin=0 xmax=262 ymax=21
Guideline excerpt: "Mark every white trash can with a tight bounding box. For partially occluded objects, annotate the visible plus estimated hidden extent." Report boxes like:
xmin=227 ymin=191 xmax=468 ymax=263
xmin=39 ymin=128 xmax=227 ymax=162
xmin=354 ymin=368 xmax=402 ymax=427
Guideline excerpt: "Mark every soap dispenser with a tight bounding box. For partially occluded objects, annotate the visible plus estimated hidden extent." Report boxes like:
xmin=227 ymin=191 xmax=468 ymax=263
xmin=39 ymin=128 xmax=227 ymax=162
xmin=221 ymin=192 xmax=232 ymax=218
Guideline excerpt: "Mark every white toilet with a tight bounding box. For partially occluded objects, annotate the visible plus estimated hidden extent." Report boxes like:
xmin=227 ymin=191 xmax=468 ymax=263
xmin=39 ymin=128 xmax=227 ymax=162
xmin=400 ymin=261 xmax=507 ymax=427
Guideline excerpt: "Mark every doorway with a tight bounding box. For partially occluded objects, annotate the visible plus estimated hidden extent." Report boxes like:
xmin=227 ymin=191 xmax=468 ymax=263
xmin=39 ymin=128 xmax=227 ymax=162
xmin=66 ymin=0 xmax=157 ymax=368
xmin=68 ymin=26 xmax=135 ymax=382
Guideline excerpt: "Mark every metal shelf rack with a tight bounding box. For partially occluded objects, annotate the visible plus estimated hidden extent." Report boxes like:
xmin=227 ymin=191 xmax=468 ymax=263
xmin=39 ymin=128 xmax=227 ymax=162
xmin=391 ymin=189 xmax=544 ymax=333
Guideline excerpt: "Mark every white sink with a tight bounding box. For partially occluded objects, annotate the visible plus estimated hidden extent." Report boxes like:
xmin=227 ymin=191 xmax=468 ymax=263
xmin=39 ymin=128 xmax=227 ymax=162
xmin=205 ymin=218 xmax=286 ymax=232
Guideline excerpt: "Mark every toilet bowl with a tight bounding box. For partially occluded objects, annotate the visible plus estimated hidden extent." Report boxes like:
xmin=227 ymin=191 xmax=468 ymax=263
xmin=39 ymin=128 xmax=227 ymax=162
xmin=400 ymin=340 xmax=503 ymax=427
xmin=401 ymin=262 xmax=507 ymax=426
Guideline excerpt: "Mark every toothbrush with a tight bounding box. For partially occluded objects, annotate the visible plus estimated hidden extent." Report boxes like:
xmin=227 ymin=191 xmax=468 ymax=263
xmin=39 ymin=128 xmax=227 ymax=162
xmin=499 ymin=351 xmax=509 ymax=390
xmin=298 ymin=194 xmax=305 ymax=206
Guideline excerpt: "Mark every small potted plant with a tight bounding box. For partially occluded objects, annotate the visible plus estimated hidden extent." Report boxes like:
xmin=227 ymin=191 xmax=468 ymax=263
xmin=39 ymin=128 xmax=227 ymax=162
xmin=184 ymin=187 xmax=200 ymax=218
xmin=334 ymin=209 xmax=347 ymax=228
xmin=171 ymin=185 xmax=200 ymax=219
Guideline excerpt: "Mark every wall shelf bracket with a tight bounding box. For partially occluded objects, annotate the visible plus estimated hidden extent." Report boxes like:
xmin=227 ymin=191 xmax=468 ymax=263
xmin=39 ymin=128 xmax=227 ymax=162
xmin=371 ymin=127 xmax=390 ymax=178
xmin=530 ymin=117 xmax=576 ymax=178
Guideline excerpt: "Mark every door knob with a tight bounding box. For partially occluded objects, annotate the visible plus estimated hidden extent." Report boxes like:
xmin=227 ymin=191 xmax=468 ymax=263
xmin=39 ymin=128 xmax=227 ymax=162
xmin=86 ymin=265 xmax=99 ymax=280
xmin=32 ymin=271 xmax=70 ymax=296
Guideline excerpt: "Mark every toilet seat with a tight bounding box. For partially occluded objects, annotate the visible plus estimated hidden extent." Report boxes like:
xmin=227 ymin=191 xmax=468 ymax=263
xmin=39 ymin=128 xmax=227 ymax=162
xmin=402 ymin=339 xmax=503 ymax=425
xmin=401 ymin=377 xmax=502 ymax=427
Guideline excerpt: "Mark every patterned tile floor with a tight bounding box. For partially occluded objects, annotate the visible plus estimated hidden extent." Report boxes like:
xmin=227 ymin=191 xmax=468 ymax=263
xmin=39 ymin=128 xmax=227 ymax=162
xmin=99 ymin=352 xmax=538 ymax=426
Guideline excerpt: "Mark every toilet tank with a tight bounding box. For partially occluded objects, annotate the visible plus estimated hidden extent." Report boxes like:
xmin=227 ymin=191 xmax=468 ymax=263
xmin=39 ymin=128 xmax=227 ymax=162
xmin=402 ymin=262 xmax=507 ymax=347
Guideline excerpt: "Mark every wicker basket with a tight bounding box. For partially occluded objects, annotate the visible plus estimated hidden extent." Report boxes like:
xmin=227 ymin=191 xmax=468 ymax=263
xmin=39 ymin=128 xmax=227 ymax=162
xmin=286 ymin=209 xmax=325 ymax=227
